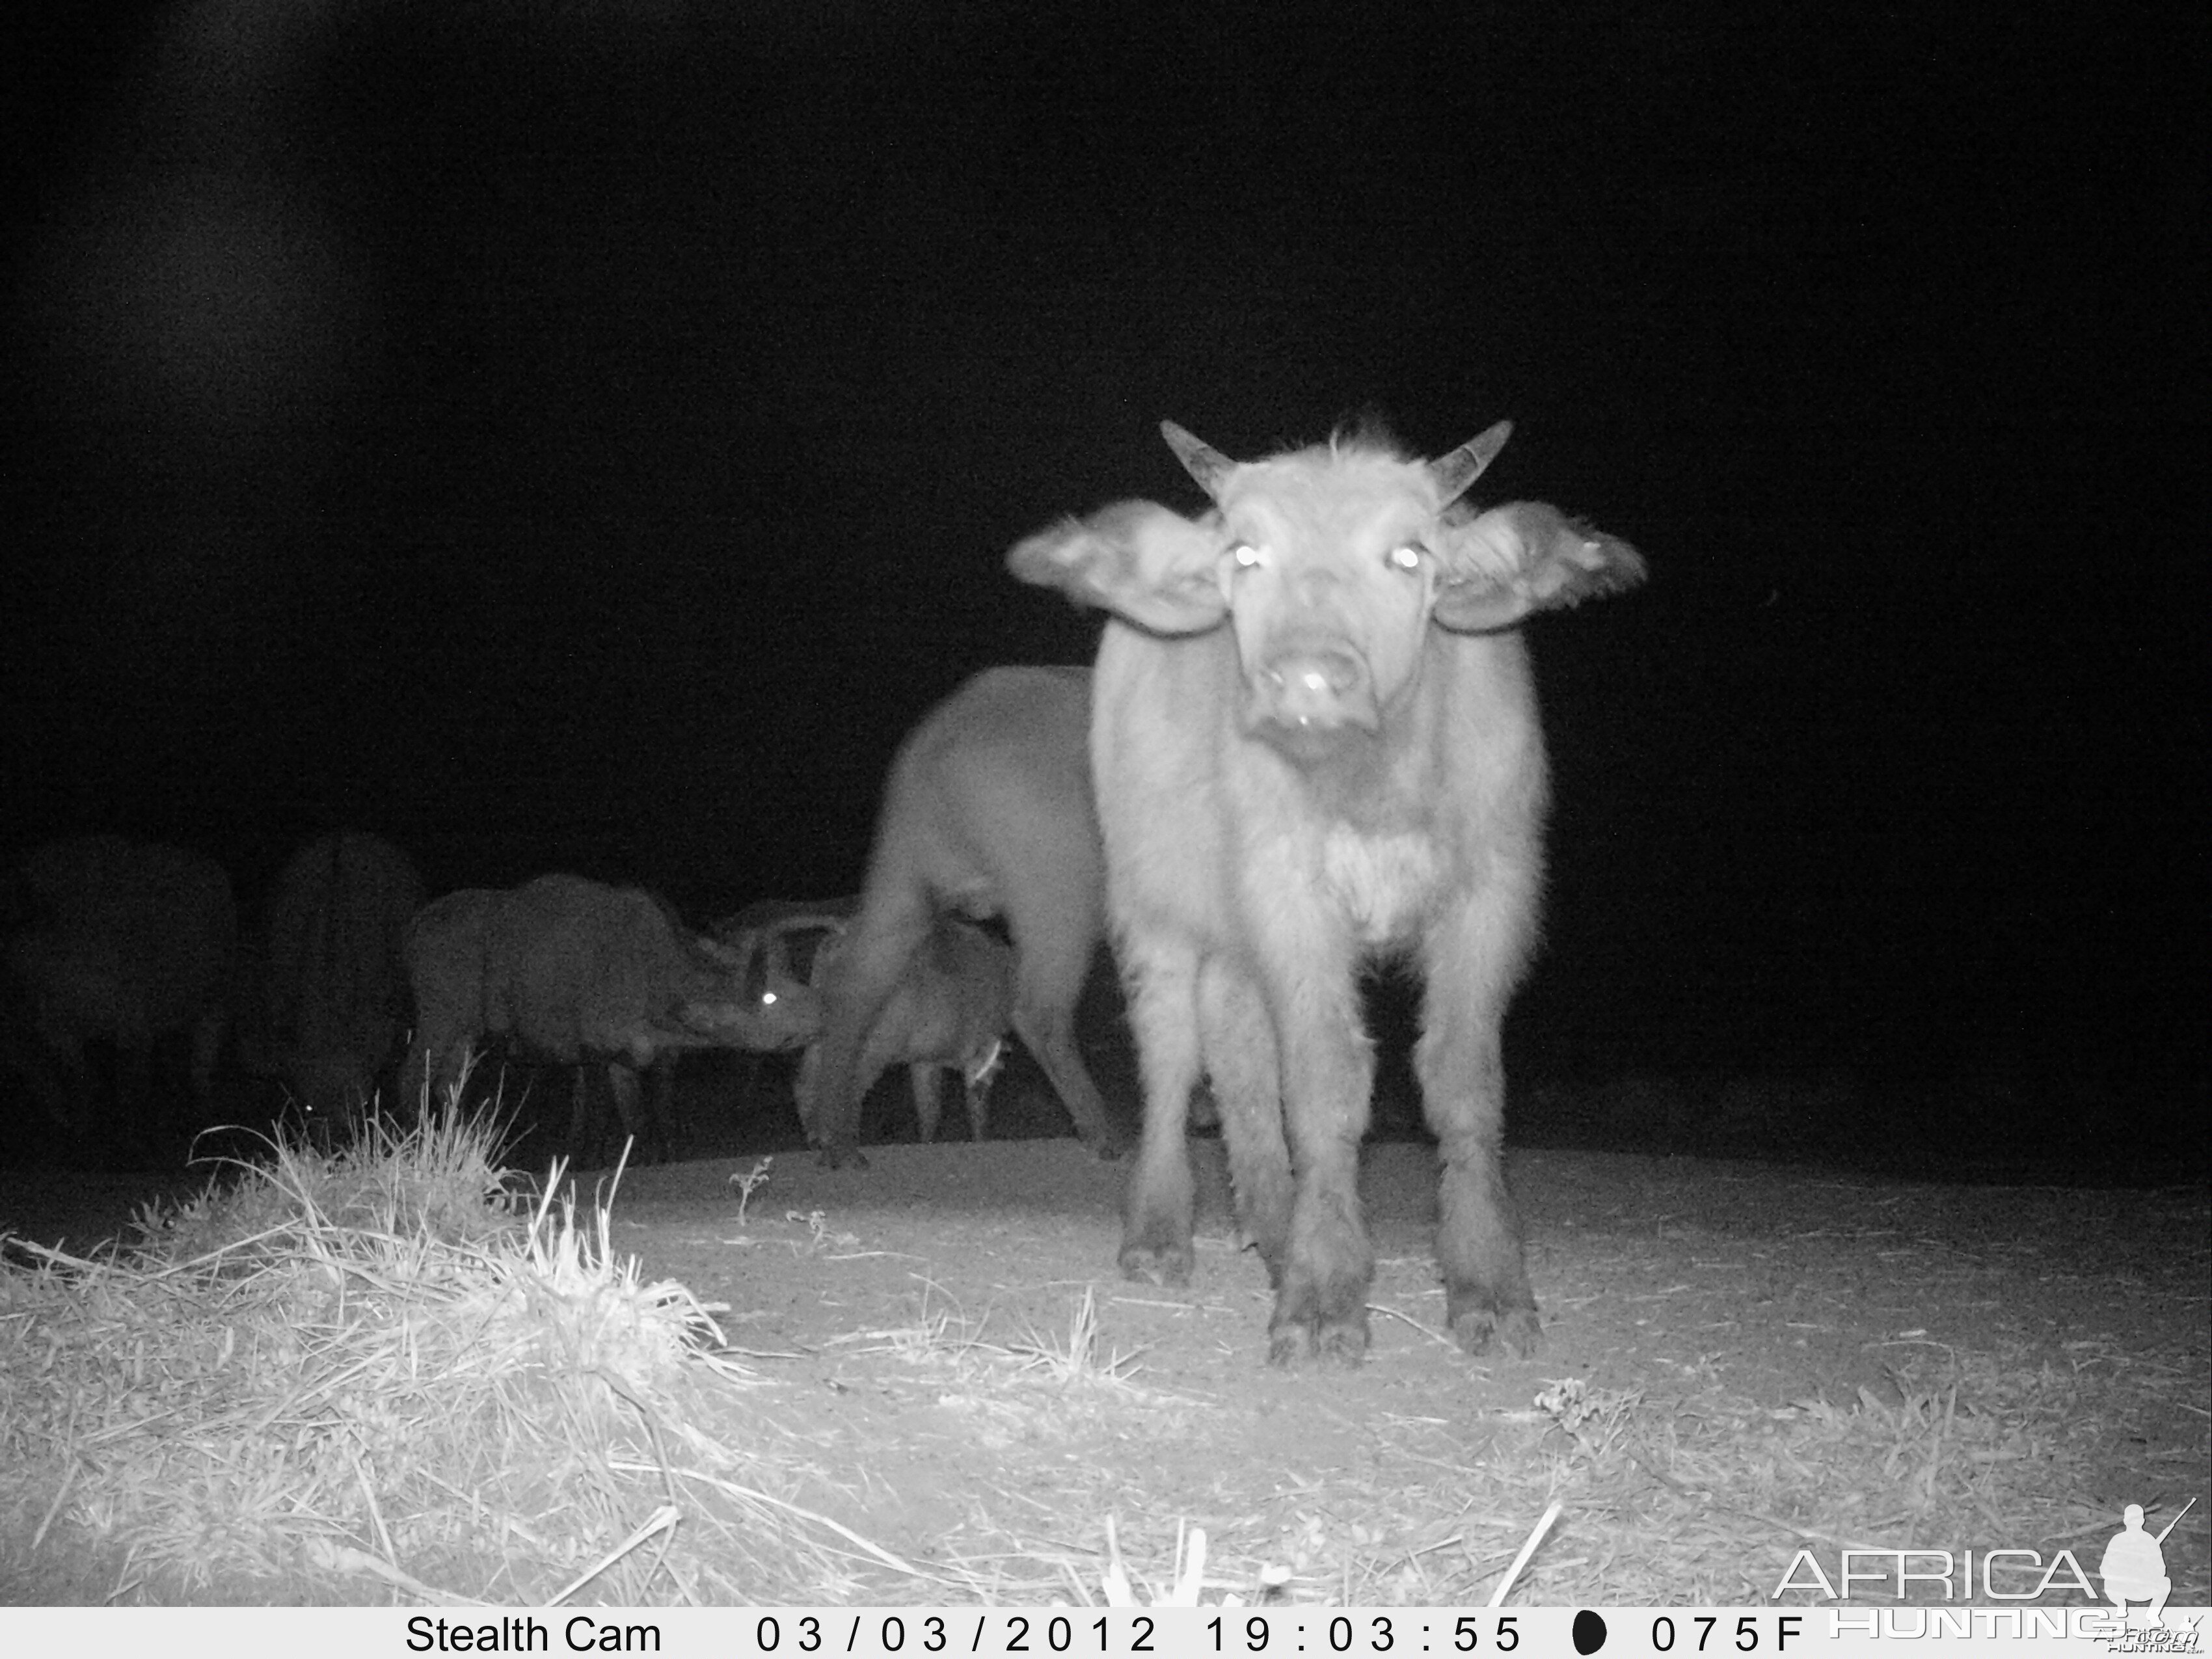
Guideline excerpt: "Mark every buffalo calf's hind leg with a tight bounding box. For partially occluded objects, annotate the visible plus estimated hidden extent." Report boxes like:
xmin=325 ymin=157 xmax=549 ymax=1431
xmin=907 ymin=1061 xmax=942 ymax=1142
xmin=1116 ymin=939 xmax=1200 ymax=1285
xmin=1010 ymin=917 xmax=1126 ymax=1159
xmin=1198 ymin=959 xmax=1291 ymax=1284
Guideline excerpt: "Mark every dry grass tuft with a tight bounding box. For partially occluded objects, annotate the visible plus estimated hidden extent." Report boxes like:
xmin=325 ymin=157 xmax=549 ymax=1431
xmin=1005 ymin=1288 xmax=1142 ymax=1390
xmin=0 ymin=1103 xmax=932 ymax=1604
xmin=835 ymin=1284 xmax=1143 ymax=1396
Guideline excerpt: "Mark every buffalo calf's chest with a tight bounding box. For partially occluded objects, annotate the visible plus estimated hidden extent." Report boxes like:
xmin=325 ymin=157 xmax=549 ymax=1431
xmin=1318 ymin=827 xmax=1440 ymax=946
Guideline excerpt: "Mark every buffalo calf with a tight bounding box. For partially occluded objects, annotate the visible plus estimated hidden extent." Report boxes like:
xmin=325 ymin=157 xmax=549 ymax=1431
xmin=797 ymin=915 xmax=1017 ymax=1146
xmin=1011 ymin=418 xmax=1641 ymax=1364
xmin=805 ymin=666 xmax=1122 ymax=1165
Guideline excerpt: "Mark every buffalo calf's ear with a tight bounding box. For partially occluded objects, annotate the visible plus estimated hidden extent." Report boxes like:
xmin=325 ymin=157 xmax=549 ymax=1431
xmin=1007 ymin=500 xmax=1230 ymax=636
xmin=1432 ymin=502 xmax=1645 ymax=633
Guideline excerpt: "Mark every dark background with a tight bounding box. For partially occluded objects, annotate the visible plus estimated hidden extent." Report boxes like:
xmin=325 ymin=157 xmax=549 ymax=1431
xmin=3 ymin=3 xmax=2204 ymax=1162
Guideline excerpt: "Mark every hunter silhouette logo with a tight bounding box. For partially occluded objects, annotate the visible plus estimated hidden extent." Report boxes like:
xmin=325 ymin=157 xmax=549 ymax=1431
xmin=2100 ymin=1498 xmax=2195 ymax=1626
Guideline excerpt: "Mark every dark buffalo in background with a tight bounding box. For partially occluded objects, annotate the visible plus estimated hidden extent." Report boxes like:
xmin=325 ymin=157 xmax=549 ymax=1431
xmin=233 ymin=830 xmax=425 ymax=1129
xmin=709 ymin=895 xmax=854 ymax=1138
xmin=401 ymin=873 xmax=817 ymax=1167
xmin=1 ymin=834 xmax=237 ymax=1167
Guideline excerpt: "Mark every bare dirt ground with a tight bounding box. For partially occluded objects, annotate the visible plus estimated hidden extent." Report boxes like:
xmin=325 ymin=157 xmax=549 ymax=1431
xmin=10 ymin=1119 xmax=2200 ymax=1608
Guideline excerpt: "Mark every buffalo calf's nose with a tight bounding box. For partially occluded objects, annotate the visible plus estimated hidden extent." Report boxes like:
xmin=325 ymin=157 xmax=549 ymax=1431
xmin=1267 ymin=650 xmax=1363 ymax=723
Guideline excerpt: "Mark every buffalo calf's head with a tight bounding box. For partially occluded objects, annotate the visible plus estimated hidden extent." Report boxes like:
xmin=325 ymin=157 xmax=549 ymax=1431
xmin=1009 ymin=418 xmax=1645 ymax=762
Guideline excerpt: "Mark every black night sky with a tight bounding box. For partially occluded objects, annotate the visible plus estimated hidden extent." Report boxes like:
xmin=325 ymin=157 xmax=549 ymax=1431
xmin=2 ymin=3 xmax=2204 ymax=1160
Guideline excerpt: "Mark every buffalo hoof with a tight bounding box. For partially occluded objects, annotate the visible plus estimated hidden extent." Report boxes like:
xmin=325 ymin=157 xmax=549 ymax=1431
xmin=1267 ymin=1309 xmax=1370 ymax=1368
xmin=815 ymin=1142 xmax=870 ymax=1171
xmin=1117 ymin=1238 xmax=1193 ymax=1287
xmin=1079 ymin=1124 xmax=1129 ymax=1161
xmin=1448 ymin=1297 xmax=1542 ymax=1359
xmin=1243 ymin=1240 xmax=1288 ymax=1292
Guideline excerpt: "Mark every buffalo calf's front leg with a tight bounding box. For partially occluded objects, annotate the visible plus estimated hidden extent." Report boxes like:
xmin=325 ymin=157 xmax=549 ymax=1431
xmin=1271 ymin=1174 xmax=1374 ymax=1366
xmin=1420 ymin=1038 xmax=1541 ymax=1358
xmin=1434 ymin=1135 xmax=1540 ymax=1358
xmin=1198 ymin=958 xmax=1292 ymax=1284
xmin=1271 ymin=978 xmax=1377 ymax=1366
xmin=1420 ymin=881 xmax=1543 ymax=1358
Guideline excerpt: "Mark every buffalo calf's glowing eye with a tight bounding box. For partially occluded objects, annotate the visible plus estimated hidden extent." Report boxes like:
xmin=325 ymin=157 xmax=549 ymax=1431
xmin=1231 ymin=543 xmax=1262 ymax=571
xmin=1387 ymin=544 xmax=1424 ymax=573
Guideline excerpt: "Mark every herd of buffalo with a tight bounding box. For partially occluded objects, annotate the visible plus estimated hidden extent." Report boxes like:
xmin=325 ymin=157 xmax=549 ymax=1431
xmin=4 ymin=419 xmax=1641 ymax=1363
